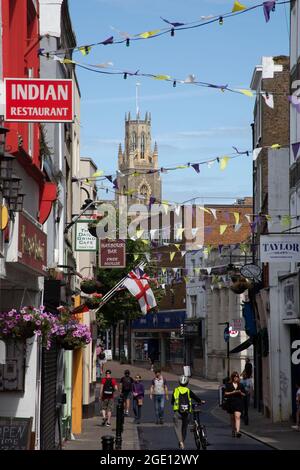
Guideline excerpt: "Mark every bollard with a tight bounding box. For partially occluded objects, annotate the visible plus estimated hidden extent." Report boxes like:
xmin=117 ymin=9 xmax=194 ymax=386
xmin=115 ymin=396 xmax=124 ymax=450
xmin=102 ymin=435 xmax=114 ymax=451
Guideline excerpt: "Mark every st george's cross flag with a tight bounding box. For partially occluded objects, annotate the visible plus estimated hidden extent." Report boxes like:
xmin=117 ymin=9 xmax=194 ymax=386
xmin=123 ymin=268 xmax=157 ymax=314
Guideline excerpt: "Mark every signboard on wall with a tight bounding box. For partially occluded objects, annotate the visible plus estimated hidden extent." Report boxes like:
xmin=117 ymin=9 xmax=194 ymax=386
xmin=0 ymin=417 xmax=32 ymax=450
xmin=280 ymin=274 xmax=300 ymax=320
xmin=260 ymin=235 xmax=300 ymax=262
xmin=5 ymin=78 xmax=73 ymax=122
xmin=18 ymin=213 xmax=47 ymax=276
xmin=75 ymin=221 xmax=97 ymax=252
xmin=99 ymin=240 xmax=126 ymax=268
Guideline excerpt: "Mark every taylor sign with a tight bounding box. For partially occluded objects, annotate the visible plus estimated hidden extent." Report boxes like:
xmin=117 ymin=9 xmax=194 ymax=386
xmin=260 ymin=235 xmax=300 ymax=262
xmin=5 ymin=78 xmax=73 ymax=122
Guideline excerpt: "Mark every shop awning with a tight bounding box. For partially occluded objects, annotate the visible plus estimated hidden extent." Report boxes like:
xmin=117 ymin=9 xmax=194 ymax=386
xmin=230 ymin=337 xmax=253 ymax=354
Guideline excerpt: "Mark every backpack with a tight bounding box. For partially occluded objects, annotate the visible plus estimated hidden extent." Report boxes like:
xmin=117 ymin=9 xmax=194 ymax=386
xmin=103 ymin=378 xmax=114 ymax=396
xmin=122 ymin=376 xmax=132 ymax=392
xmin=178 ymin=391 xmax=190 ymax=413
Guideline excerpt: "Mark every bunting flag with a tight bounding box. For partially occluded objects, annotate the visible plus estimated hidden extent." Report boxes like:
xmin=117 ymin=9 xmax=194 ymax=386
xmin=91 ymin=170 xmax=104 ymax=178
xmin=271 ymin=144 xmax=281 ymax=149
xmin=113 ymin=178 xmax=119 ymax=190
xmin=150 ymin=229 xmax=157 ymax=239
xmin=210 ymin=208 xmax=217 ymax=220
xmin=79 ymin=46 xmax=92 ymax=55
xmin=199 ymin=206 xmax=211 ymax=214
xmin=139 ymin=29 xmax=161 ymax=39
xmin=153 ymin=74 xmax=171 ymax=81
xmin=134 ymin=254 xmax=139 ymax=261
xmin=145 ymin=253 xmax=151 ymax=262
xmin=176 ymin=227 xmax=185 ymax=238
xmin=281 ymin=215 xmax=292 ymax=227
xmin=220 ymin=225 xmax=228 ymax=235
xmin=262 ymin=92 xmax=274 ymax=109
xmin=253 ymin=148 xmax=262 ymax=161
xmin=170 ymin=252 xmax=176 ymax=262
xmin=136 ymin=229 xmax=144 ymax=239
xmin=210 ymin=286 xmax=214 ymax=292
xmin=181 ymin=251 xmax=186 ymax=258
xmin=105 ymin=175 xmax=113 ymax=183
xmin=101 ymin=36 xmax=114 ymax=45
xmin=233 ymin=212 xmax=240 ymax=225
xmin=263 ymin=1 xmax=276 ymax=23
xmin=232 ymin=1 xmax=247 ymax=12
xmin=195 ymin=268 xmax=201 ymax=275
xmin=218 ymin=244 xmax=224 ymax=254
xmin=220 ymin=156 xmax=230 ymax=170
xmin=162 ymin=268 xmax=166 ymax=274
xmin=175 ymin=205 xmax=181 ymax=216
xmin=191 ymin=228 xmax=199 ymax=237
xmin=141 ymin=240 xmax=150 ymax=245
xmin=244 ymin=214 xmax=251 ymax=223
xmin=236 ymin=89 xmax=254 ymax=97
xmin=191 ymin=163 xmax=200 ymax=173
xmin=292 ymin=142 xmax=300 ymax=161
xmin=183 ymin=276 xmax=189 ymax=284
xmin=172 ymin=268 xmax=178 ymax=274
xmin=174 ymin=244 xmax=181 ymax=251
xmin=234 ymin=223 xmax=242 ymax=232
xmin=207 ymin=267 xmax=212 ymax=275
xmin=206 ymin=245 xmax=213 ymax=255
xmin=289 ymin=95 xmax=300 ymax=113
xmin=160 ymin=17 xmax=185 ymax=27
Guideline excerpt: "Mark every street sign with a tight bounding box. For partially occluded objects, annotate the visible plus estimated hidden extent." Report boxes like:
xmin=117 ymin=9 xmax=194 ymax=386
xmin=229 ymin=326 xmax=239 ymax=338
xmin=5 ymin=78 xmax=73 ymax=122
xmin=240 ymin=263 xmax=262 ymax=280
xmin=99 ymin=240 xmax=126 ymax=268
xmin=231 ymin=319 xmax=243 ymax=331
xmin=75 ymin=221 xmax=97 ymax=252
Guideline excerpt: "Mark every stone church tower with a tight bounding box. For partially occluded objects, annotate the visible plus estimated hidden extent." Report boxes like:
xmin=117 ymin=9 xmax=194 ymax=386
xmin=117 ymin=112 xmax=161 ymax=206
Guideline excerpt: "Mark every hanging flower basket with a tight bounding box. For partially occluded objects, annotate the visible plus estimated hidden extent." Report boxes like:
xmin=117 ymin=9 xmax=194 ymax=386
xmin=84 ymin=293 xmax=103 ymax=310
xmin=80 ymin=279 xmax=97 ymax=294
xmin=0 ymin=306 xmax=56 ymax=349
xmin=53 ymin=314 xmax=92 ymax=350
xmin=230 ymin=277 xmax=252 ymax=294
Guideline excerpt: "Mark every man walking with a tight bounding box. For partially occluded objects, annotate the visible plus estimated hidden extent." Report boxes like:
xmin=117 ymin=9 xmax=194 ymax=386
xmin=100 ymin=369 xmax=118 ymax=426
xmin=150 ymin=369 xmax=169 ymax=424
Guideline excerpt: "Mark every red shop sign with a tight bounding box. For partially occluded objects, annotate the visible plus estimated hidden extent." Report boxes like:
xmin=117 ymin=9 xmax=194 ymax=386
xmin=99 ymin=240 xmax=126 ymax=268
xmin=18 ymin=213 xmax=47 ymax=275
xmin=5 ymin=78 xmax=73 ymax=122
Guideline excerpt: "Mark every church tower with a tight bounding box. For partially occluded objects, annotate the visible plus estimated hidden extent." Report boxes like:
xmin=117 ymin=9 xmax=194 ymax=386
xmin=117 ymin=112 xmax=161 ymax=205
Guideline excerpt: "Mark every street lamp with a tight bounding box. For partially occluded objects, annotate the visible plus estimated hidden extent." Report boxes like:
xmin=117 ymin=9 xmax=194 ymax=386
xmin=219 ymin=321 xmax=230 ymax=380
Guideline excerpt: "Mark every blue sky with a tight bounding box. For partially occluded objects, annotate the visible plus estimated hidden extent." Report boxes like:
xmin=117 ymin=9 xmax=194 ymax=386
xmin=68 ymin=0 xmax=289 ymax=204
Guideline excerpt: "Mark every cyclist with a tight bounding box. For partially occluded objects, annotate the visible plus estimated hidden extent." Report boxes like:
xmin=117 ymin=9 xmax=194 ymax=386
xmin=172 ymin=375 xmax=205 ymax=449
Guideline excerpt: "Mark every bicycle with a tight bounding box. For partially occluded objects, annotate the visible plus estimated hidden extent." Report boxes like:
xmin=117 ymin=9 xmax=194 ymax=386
xmin=191 ymin=403 xmax=208 ymax=450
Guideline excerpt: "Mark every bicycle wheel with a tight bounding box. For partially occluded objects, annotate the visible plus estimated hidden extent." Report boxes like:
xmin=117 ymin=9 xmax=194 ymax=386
xmin=193 ymin=426 xmax=201 ymax=450
xmin=200 ymin=425 xmax=208 ymax=450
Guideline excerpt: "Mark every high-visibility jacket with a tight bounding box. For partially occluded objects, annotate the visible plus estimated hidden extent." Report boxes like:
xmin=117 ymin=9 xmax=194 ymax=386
xmin=173 ymin=386 xmax=192 ymax=412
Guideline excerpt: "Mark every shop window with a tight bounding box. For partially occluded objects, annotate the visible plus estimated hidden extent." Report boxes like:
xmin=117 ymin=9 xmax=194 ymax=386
xmin=0 ymin=341 xmax=25 ymax=392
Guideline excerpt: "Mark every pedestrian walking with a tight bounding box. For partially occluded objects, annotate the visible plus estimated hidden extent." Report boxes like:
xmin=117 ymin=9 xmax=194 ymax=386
xmin=120 ymin=369 xmax=134 ymax=416
xmin=100 ymin=369 xmax=118 ymax=427
xmin=240 ymin=371 xmax=253 ymax=425
xmin=150 ymin=369 xmax=169 ymax=424
xmin=97 ymin=345 xmax=106 ymax=376
xmin=243 ymin=358 xmax=253 ymax=378
xmin=132 ymin=374 xmax=145 ymax=424
xmin=224 ymin=371 xmax=246 ymax=438
xmin=172 ymin=375 xmax=205 ymax=450
xmin=291 ymin=381 xmax=300 ymax=430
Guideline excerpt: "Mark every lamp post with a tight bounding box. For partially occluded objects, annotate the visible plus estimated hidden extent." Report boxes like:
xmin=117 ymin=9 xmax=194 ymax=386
xmin=219 ymin=321 xmax=230 ymax=380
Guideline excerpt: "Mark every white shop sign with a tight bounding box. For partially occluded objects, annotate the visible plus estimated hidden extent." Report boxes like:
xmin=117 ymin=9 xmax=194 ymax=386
xmin=75 ymin=221 xmax=97 ymax=251
xmin=260 ymin=235 xmax=300 ymax=262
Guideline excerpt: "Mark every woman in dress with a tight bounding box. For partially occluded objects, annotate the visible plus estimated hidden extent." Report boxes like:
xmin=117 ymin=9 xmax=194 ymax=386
xmin=224 ymin=371 xmax=246 ymax=437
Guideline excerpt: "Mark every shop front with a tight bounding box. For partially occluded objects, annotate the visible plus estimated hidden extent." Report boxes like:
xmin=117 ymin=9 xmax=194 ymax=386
xmin=131 ymin=310 xmax=186 ymax=373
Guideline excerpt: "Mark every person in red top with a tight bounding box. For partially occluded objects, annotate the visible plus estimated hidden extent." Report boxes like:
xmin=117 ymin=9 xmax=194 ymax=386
xmin=100 ymin=369 xmax=118 ymax=426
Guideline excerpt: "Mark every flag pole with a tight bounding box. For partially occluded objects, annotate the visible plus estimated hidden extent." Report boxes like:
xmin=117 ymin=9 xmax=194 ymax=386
xmin=97 ymin=262 xmax=146 ymax=310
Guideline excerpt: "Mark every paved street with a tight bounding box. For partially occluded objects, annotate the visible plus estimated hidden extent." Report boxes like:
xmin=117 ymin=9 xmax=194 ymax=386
xmin=135 ymin=381 xmax=271 ymax=451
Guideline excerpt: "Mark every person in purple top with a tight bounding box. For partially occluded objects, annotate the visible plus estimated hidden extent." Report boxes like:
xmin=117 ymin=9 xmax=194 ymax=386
xmin=132 ymin=375 xmax=145 ymax=424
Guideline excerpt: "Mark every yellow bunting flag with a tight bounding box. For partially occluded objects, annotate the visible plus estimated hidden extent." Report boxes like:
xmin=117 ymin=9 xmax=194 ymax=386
xmin=139 ymin=29 xmax=161 ymax=39
xmin=198 ymin=206 xmax=211 ymax=214
xmin=220 ymin=224 xmax=228 ymax=235
xmin=220 ymin=157 xmax=230 ymax=171
xmin=162 ymin=268 xmax=166 ymax=274
xmin=141 ymin=239 xmax=149 ymax=245
xmin=170 ymin=252 xmax=176 ymax=262
xmin=62 ymin=58 xmax=75 ymax=64
xmin=265 ymin=214 xmax=272 ymax=221
xmin=174 ymin=244 xmax=181 ymax=251
xmin=206 ymin=245 xmax=213 ymax=255
xmin=281 ymin=215 xmax=292 ymax=227
xmin=134 ymin=254 xmax=139 ymax=261
xmin=232 ymin=1 xmax=247 ymax=12
xmin=236 ymin=89 xmax=254 ymax=97
xmin=233 ymin=212 xmax=240 ymax=225
xmin=240 ymin=243 xmax=248 ymax=253
xmin=161 ymin=201 xmax=169 ymax=214
xmin=175 ymin=165 xmax=188 ymax=169
xmin=136 ymin=229 xmax=144 ymax=239
xmin=183 ymin=276 xmax=189 ymax=284
xmin=153 ymin=75 xmax=171 ymax=81
xmin=91 ymin=170 xmax=104 ymax=178
xmin=79 ymin=46 xmax=92 ymax=56
xmin=271 ymin=144 xmax=281 ymax=149
xmin=195 ymin=268 xmax=201 ymax=275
